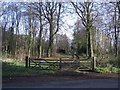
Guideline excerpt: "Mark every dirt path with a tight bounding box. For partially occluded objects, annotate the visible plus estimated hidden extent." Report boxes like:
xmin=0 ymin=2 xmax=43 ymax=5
xmin=3 ymin=71 xmax=119 ymax=84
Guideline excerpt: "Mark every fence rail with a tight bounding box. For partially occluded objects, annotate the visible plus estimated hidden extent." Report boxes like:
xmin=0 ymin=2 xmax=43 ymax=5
xmin=25 ymin=56 xmax=96 ymax=71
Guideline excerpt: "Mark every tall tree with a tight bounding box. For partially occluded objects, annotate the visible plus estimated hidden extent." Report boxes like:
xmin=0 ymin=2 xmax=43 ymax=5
xmin=27 ymin=4 xmax=33 ymax=57
xmin=117 ymin=1 xmax=120 ymax=56
xmin=110 ymin=2 xmax=120 ymax=57
xmin=73 ymin=19 xmax=87 ymax=55
xmin=72 ymin=2 xmax=97 ymax=57
xmin=31 ymin=2 xmax=44 ymax=58
xmin=55 ymin=34 xmax=70 ymax=54
xmin=42 ymin=2 xmax=62 ymax=57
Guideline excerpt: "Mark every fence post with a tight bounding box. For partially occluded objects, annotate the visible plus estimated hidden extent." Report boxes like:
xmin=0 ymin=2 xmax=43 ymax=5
xmin=25 ymin=56 xmax=28 ymax=68
xmin=92 ymin=56 xmax=96 ymax=71
xmin=28 ymin=57 xmax=30 ymax=68
xmin=59 ymin=58 xmax=62 ymax=70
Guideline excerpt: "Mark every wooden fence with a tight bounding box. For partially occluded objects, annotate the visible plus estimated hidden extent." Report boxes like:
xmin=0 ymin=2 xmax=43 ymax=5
xmin=25 ymin=56 xmax=96 ymax=71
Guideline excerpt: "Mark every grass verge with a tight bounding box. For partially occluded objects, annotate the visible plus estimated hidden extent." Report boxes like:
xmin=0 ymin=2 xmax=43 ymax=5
xmin=2 ymin=60 xmax=56 ymax=76
xmin=95 ymin=67 xmax=120 ymax=73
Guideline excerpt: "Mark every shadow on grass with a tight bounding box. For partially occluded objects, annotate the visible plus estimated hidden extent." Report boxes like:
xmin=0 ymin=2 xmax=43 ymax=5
xmin=2 ymin=61 xmax=55 ymax=77
xmin=2 ymin=61 xmax=92 ymax=77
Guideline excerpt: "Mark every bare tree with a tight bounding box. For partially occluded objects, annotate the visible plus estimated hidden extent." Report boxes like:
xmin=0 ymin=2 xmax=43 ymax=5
xmin=72 ymin=2 xmax=97 ymax=58
xmin=27 ymin=4 xmax=33 ymax=57
xmin=42 ymin=2 xmax=62 ymax=57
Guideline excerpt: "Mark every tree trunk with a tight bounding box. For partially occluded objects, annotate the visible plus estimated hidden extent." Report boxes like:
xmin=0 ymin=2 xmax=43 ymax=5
xmin=117 ymin=1 xmax=120 ymax=56
xmin=28 ymin=6 xmax=32 ymax=57
xmin=47 ymin=17 xmax=54 ymax=57
xmin=90 ymin=28 xmax=94 ymax=57
xmin=15 ymin=18 xmax=20 ymax=58
xmin=86 ymin=2 xmax=94 ymax=58
xmin=37 ymin=3 xmax=43 ymax=58
xmin=114 ymin=5 xmax=118 ymax=57
xmin=86 ymin=30 xmax=89 ymax=57
xmin=38 ymin=19 xmax=43 ymax=58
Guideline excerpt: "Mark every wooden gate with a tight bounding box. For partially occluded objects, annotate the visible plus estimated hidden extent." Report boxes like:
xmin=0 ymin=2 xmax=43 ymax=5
xmin=25 ymin=56 xmax=96 ymax=71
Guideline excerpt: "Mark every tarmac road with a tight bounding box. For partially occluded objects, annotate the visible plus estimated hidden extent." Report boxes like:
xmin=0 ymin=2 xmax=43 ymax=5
xmin=2 ymin=79 xmax=119 ymax=88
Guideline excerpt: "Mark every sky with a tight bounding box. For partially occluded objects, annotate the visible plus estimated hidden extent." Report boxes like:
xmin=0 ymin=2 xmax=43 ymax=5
xmin=58 ymin=12 xmax=78 ymax=40
xmin=0 ymin=0 xmax=118 ymax=2
xmin=1 ymin=1 xmax=119 ymax=42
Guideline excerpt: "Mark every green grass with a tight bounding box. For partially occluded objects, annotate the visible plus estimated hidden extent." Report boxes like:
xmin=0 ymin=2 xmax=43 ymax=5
xmin=2 ymin=60 xmax=56 ymax=76
xmin=94 ymin=55 xmax=120 ymax=73
xmin=79 ymin=61 xmax=92 ymax=69
xmin=95 ymin=66 xmax=120 ymax=73
xmin=2 ymin=55 xmax=119 ymax=76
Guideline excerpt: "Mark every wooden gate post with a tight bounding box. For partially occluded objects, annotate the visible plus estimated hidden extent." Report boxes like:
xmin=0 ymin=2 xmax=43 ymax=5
xmin=92 ymin=57 xmax=96 ymax=71
xmin=28 ymin=57 xmax=30 ymax=68
xmin=59 ymin=58 xmax=62 ymax=70
xmin=25 ymin=56 xmax=28 ymax=68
